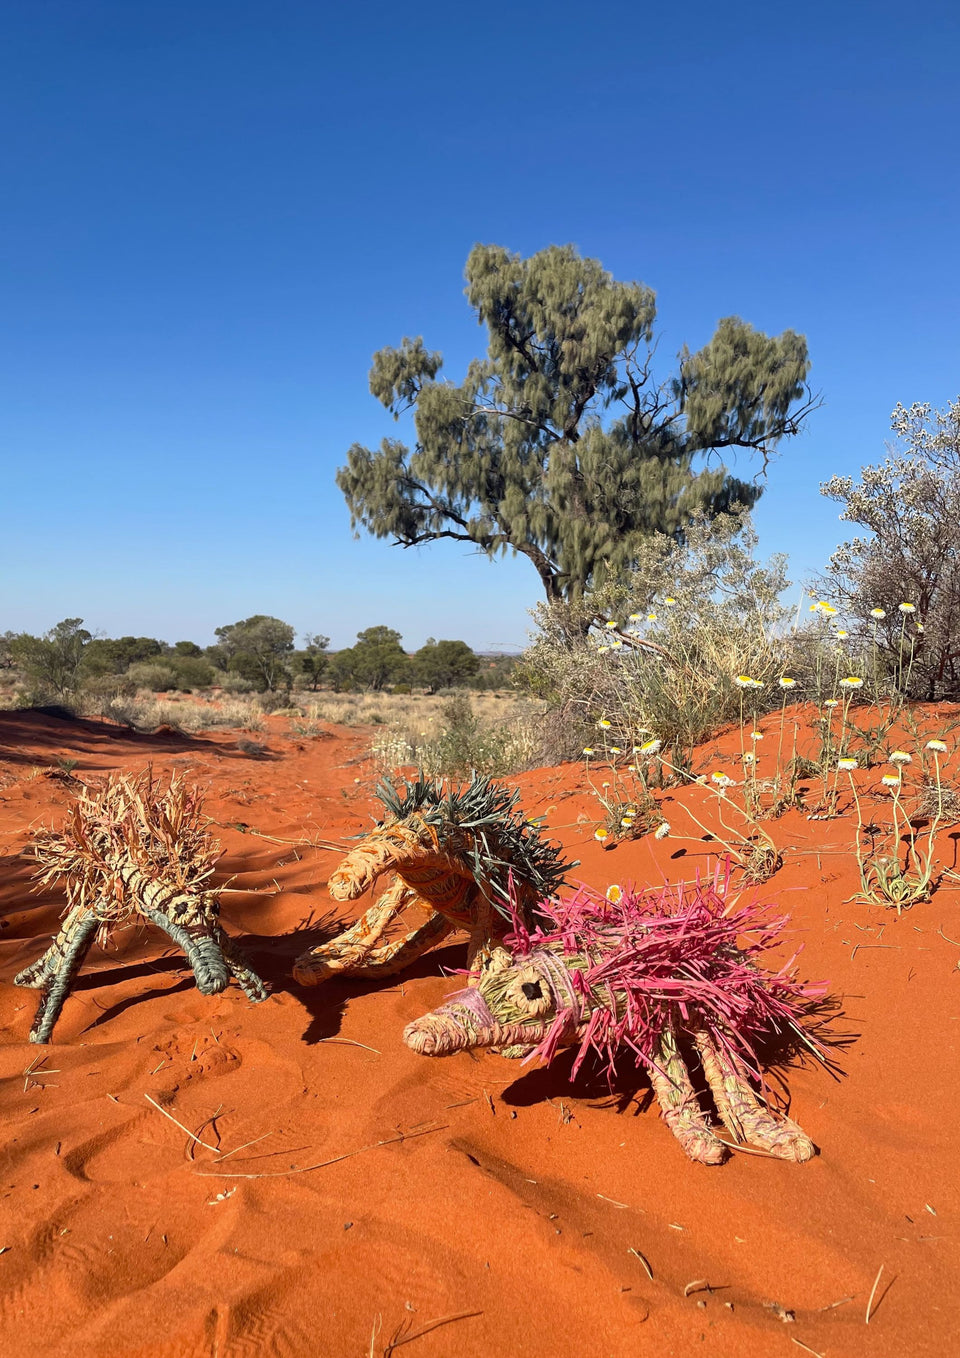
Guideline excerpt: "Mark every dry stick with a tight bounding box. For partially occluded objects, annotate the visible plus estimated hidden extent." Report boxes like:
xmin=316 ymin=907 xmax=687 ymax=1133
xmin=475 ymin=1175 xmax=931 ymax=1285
xmin=213 ymin=1131 xmax=274 ymax=1162
xmin=318 ymin=1038 xmax=381 ymax=1055
xmin=144 ymin=1093 xmax=222 ymax=1153
xmin=194 ymin=1122 xmax=448 ymax=1179
xmin=791 ymin=1339 xmax=824 ymax=1358
xmin=712 ymin=1137 xmax=783 ymax=1160
xmin=628 ymin=1247 xmax=654 ymax=1280
xmin=213 ymin=821 xmax=345 ymax=852
xmin=383 ymin=1310 xmax=483 ymax=1355
xmin=865 ymin=1264 xmax=884 ymax=1323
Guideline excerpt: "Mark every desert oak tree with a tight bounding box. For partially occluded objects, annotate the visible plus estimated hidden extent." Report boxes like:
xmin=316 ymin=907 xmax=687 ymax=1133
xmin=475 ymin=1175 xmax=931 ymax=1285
xmin=338 ymin=244 xmax=816 ymax=605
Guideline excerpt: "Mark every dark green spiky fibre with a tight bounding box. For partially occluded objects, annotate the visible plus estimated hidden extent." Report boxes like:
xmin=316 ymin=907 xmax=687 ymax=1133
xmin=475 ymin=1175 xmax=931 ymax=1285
xmin=376 ymin=772 xmax=573 ymax=918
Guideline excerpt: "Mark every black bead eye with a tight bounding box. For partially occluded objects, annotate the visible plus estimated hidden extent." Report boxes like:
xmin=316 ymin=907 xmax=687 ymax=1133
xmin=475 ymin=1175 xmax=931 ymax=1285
xmin=521 ymin=980 xmax=544 ymax=1001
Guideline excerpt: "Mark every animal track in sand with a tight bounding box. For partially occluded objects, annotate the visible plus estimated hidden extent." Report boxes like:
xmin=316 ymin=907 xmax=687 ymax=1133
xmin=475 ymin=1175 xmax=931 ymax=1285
xmin=62 ymin=1107 xmax=166 ymax=1184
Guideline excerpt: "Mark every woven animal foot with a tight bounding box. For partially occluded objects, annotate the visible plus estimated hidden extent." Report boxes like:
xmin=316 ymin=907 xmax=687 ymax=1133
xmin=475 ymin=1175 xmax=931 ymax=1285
xmin=15 ymin=908 xmax=267 ymax=1044
xmin=15 ymin=771 xmax=269 ymax=1042
xmin=293 ymin=774 xmax=571 ymax=988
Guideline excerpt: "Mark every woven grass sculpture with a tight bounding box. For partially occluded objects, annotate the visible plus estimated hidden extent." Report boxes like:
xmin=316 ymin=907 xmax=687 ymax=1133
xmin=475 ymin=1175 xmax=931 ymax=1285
xmin=293 ymin=773 xmax=571 ymax=986
xmin=15 ymin=770 xmax=267 ymax=1042
xmin=404 ymin=872 xmax=835 ymax=1165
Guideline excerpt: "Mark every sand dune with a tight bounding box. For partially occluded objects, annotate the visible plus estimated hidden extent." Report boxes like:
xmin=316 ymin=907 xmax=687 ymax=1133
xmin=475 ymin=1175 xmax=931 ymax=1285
xmin=1 ymin=706 xmax=957 ymax=1357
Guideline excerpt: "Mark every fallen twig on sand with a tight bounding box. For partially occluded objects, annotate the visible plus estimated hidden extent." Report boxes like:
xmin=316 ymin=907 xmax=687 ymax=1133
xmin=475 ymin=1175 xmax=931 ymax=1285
xmin=194 ymin=1122 xmax=449 ymax=1179
xmin=791 ymin=1339 xmax=824 ymax=1358
xmin=383 ymin=1310 xmax=482 ymax=1355
xmin=627 ymin=1247 xmax=653 ymax=1280
xmin=144 ymin=1093 xmax=222 ymax=1153
xmin=319 ymin=1037 xmax=381 ymax=1055
xmin=865 ymin=1263 xmax=890 ymax=1323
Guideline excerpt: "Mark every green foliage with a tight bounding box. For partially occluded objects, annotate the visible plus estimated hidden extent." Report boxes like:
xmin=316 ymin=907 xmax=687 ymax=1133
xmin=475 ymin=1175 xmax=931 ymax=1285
xmin=167 ymin=654 xmax=216 ymax=690
xmin=10 ymin=618 xmax=92 ymax=696
xmin=293 ymin=632 xmax=330 ymax=690
xmin=411 ymin=638 xmax=480 ymax=693
xmin=84 ymin=636 xmax=164 ymax=675
xmin=339 ymin=243 xmax=815 ymax=604
xmin=213 ymin=614 xmax=295 ymax=692
xmin=173 ymin=640 xmax=203 ymax=657
xmin=465 ymin=653 xmax=519 ymax=690
xmin=126 ymin=661 xmax=179 ymax=692
xmin=337 ymin=625 xmax=410 ymax=691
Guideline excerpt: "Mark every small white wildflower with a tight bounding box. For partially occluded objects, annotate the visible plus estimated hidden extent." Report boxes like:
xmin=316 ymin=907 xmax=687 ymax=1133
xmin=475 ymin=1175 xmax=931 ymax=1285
xmin=735 ymin=675 xmax=755 ymax=688
xmin=620 ymin=817 xmax=633 ymax=829
xmin=898 ymin=602 xmax=916 ymax=614
xmin=916 ymin=621 xmax=924 ymax=633
xmin=839 ymin=676 xmax=864 ymax=689
xmin=598 ymin=718 xmax=612 ymax=729
xmin=778 ymin=676 xmax=796 ymax=689
xmin=835 ymin=629 xmax=849 ymax=640
xmin=582 ymin=747 xmax=596 ymax=756
xmin=605 ymin=883 xmax=623 ymax=903
xmin=837 ymin=757 xmax=858 ymax=771
xmin=647 ymin=612 xmax=657 ymax=622
xmin=824 ymin=698 xmax=839 ymax=708
xmin=664 ymin=597 xmax=677 ymax=607
xmin=609 ymin=746 xmax=623 ymax=755
xmin=926 ymin=739 xmax=948 ymax=753
xmin=750 ymin=730 xmax=763 ymax=741
xmin=628 ymin=612 xmax=641 ymax=622
xmin=711 ymin=772 xmax=734 ymax=788
xmin=605 ymin=619 xmax=618 ymax=629
xmin=889 ymin=750 xmax=912 ymax=765
xmin=638 ymin=738 xmax=662 ymax=755
xmin=870 ymin=607 xmax=886 ymax=619
xmin=594 ymin=827 xmax=609 ymax=842
xmin=881 ymin=773 xmax=901 ymax=787
xmin=597 ymin=645 xmax=609 ymax=654
xmin=654 ymin=821 xmax=671 ymax=840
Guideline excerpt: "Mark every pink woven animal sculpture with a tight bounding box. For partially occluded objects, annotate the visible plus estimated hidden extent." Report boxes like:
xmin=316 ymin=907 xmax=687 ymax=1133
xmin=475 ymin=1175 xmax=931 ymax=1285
xmin=404 ymin=874 xmax=833 ymax=1165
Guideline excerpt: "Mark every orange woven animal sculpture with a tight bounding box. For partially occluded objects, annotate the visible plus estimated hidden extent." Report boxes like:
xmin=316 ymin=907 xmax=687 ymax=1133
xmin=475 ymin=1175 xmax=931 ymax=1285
xmin=15 ymin=770 xmax=267 ymax=1042
xmin=405 ymin=875 xmax=837 ymax=1165
xmin=293 ymin=774 xmax=572 ymax=987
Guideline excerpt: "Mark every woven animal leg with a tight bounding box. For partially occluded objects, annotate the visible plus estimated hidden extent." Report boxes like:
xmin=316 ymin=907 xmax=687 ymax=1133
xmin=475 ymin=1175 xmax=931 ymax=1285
xmin=26 ymin=908 xmax=100 ymax=1043
xmin=647 ymin=1027 xmax=727 ymax=1166
xmin=217 ymin=929 xmax=270 ymax=1002
xmin=693 ymin=1030 xmax=815 ymax=1162
xmin=336 ymin=910 xmax=453 ymax=978
xmin=293 ymin=879 xmax=411 ymax=985
xmin=143 ymin=908 xmax=231 ymax=995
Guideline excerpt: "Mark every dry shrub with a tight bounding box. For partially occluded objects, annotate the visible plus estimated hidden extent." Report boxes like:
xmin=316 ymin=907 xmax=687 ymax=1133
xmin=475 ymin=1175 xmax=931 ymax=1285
xmin=518 ymin=511 xmax=798 ymax=766
xmin=370 ymin=692 xmax=543 ymax=779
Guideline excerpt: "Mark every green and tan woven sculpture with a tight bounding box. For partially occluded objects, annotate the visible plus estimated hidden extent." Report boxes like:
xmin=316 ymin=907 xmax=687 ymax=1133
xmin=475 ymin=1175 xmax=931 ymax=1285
xmin=293 ymin=774 xmax=571 ymax=986
xmin=15 ymin=770 xmax=267 ymax=1042
xmin=405 ymin=873 xmax=835 ymax=1165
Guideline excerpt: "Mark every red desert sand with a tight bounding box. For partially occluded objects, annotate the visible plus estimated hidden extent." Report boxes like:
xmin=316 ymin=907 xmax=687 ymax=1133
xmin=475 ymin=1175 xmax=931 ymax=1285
xmin=0 ymin=704 xmax=957 ymax=1357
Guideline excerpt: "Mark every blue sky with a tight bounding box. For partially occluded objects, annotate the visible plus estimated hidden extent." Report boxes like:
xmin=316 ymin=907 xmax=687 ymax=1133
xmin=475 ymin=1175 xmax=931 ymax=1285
xmin=2 ymin=0 xmax=958 ymax=651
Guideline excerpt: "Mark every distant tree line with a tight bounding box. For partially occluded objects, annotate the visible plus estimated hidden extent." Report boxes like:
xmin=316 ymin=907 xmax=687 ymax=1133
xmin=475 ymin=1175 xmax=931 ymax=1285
xmin=1 ymin=614 xmax=517 ymax=699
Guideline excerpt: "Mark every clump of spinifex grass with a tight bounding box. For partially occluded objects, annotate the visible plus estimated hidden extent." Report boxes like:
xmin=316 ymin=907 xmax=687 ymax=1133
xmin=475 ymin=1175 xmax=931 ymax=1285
xmin=15 ymin=769 xmax=267 ymax=1041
